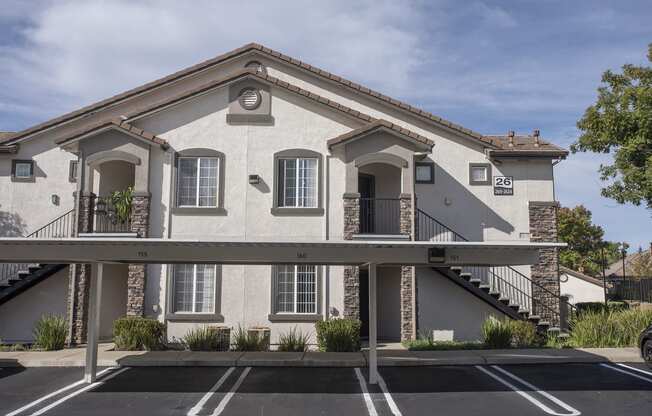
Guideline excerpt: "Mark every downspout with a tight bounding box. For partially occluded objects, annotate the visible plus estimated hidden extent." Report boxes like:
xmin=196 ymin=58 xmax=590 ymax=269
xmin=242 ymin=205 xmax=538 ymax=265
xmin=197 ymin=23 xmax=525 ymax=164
xmin=324 ymin=154 xmax=331 ymax=320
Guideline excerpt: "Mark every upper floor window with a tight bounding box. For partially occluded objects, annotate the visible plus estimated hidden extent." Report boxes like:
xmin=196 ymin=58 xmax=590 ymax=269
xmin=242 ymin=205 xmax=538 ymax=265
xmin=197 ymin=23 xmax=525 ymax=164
xmin=415 ymin=161 xmax=434 ymax=184
xmin=172 ymin=264 xmax=216 ymax=314
xmin=469 ymin=163 xmax=491 ymax=185
xmin=177 ymin=157 xmax=219 ymax=207
xmin=278 ymin=157 xmax=318 ymax=208
xmin=11 ymin=159 xmax=34 ymax=182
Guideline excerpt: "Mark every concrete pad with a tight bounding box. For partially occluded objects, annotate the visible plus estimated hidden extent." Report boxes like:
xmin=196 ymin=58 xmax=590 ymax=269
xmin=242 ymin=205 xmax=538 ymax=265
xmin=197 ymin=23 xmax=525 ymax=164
xmin=181 ymin=351 xmax=243 ymax=366
xmin=238 ymin=351 xmax=304 ymax=366
xmin=370 ymin=349 xmax=486 ymax=366
xmin=116 ymin=350 xmax=187 ymax=366
xmin=480 ymin=348 xmax=642 ymax=365
xmin=302 ymin=351 xmax=365 ymax=367
xmin=579 ymin=347 xmax=644 ymax=363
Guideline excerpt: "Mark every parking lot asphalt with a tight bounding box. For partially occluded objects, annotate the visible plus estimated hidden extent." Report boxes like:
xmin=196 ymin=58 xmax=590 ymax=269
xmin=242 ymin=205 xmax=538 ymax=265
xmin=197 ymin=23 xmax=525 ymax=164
xmin=1 ymin=363 xmax=650 ymax=416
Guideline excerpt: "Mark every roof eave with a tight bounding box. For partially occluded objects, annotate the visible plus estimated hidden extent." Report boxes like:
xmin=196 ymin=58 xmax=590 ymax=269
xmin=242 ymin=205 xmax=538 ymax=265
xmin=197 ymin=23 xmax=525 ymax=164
xmin=487 ymin=149 xmax=569 ymax=160
xmin=0 ymin=144 xmax=19 ymax=154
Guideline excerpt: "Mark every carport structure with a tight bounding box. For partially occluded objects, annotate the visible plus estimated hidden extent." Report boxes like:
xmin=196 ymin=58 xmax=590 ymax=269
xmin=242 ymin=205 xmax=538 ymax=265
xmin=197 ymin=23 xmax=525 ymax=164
xmin=0 ymin=237 xmax=564 ymax=385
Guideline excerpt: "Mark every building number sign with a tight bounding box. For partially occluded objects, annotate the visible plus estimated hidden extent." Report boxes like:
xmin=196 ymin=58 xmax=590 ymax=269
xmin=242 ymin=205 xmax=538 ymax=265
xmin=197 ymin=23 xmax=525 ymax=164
xmin=493 ymin=176 xmax=513 ymax=196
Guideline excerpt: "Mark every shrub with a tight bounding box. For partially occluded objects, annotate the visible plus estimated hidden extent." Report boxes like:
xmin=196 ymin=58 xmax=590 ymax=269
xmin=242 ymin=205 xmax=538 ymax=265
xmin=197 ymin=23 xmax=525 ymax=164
xmin=315 ymin=318 xmax=361 ymax=352
xmin=509 ymin=320 xmax=540 ymax=348
xmin=33 ymin=314 xmax=67 ymax=351
xmin=183 ymin=326 xmax=230 ymax=351
xmin=569 ymin=308 xmax=652 ymax=348
xmin=231 ymin=326 xmax=269 ymax=351
xmin=113 ymin=317 xmax=166 ymax=351
xmin=481 ymin=317 xmax=513 ymax=349
xmin=575 ymin=301 xmax=628 ymax=315
xmin=277 ymin=327 xmax=310 ymax=352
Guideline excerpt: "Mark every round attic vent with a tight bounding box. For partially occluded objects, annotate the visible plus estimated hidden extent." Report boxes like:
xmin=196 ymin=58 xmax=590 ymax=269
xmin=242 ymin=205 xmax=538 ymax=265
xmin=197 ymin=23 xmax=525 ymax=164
xmin=239 ymin=88 xmax=262 ymax=110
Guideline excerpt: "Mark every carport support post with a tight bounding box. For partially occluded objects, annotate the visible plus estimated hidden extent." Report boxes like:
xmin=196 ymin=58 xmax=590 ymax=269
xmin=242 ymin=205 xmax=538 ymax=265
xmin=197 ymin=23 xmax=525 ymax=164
xmin=85 ymin=262 xmax=103 ymax=383
xmin=368 ymin=262 xmax=378 ymax=384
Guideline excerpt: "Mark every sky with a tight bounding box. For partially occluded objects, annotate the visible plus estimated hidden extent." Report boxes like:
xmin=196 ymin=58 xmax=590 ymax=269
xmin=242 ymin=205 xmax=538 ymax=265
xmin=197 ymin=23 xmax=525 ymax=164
xmin=1 ymin=0 xmax=650 ymax=251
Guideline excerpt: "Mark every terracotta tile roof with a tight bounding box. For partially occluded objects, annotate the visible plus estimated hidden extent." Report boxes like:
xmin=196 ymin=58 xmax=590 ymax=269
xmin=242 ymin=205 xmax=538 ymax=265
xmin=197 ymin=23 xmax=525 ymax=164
xmin=55 ymin=119 xmax=169 ymax=149
xmin=327 ymin=120 xmax=434 ymax=149
xmin=1 ymin=42 xmax=566 ymax=158
xmin=485 ymin=134 xmax=568 ymax=158
xmin=0 ymin=132 xmax=15 ymax=140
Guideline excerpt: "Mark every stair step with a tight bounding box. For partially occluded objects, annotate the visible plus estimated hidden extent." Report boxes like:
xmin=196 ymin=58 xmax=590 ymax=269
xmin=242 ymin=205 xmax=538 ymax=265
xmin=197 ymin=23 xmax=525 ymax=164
xmin=469 ymin=279 xmax=482 ymax=286
xmin=459 ymin=273 xmax=472 ymax=281
xmin=450 ymin=267 xmax=463 ymax=274
xmin=508 ymin=303 xmax=521 ymax=310
xmin=478 ymin=285 xmax=491 ymax=292
xmin=537 ymin=321 xmax=551 ymax=328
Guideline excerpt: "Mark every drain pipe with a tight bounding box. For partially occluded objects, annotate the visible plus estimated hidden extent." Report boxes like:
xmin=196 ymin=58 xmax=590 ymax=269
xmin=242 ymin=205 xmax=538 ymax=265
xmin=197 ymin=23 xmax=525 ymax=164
xmin=323 ymin=154 xmax=331 ymax=320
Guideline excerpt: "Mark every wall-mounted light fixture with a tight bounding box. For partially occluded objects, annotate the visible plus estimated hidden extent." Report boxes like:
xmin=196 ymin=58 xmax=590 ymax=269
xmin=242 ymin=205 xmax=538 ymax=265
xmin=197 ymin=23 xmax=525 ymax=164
xmin=51 ymin=194 xmax=60 ymax=206
xmin=444 ymin=197 xmax=452 ymax=206
xmin=248 ymin=174 xmax=261 ymax=184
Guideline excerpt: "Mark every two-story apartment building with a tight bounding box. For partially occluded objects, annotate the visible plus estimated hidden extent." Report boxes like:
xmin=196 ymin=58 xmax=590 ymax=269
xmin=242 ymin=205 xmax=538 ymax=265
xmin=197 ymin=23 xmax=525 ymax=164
xmin=0 ymin=43 xmax=568 ymax=345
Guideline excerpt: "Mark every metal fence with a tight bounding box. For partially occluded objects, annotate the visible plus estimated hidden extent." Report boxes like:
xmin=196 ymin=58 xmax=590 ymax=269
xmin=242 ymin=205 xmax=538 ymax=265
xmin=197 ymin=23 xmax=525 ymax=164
xmin=606 ymin=278 xmax=652 ymax=303
xmin=359 ymin=198 xmax=401 ymax=235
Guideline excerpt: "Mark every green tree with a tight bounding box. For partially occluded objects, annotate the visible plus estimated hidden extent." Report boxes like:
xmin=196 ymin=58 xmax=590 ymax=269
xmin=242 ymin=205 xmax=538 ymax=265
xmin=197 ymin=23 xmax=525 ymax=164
xmin=558 ymin=205 xmax=621 ymax=276
xmin=572 ymin=43 xmax=652 ymax=209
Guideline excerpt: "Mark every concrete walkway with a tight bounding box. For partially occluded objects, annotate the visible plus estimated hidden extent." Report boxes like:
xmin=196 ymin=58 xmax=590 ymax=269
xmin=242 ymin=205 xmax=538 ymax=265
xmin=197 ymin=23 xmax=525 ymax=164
xmin=0 ymin=344 xmax=643 ymax=367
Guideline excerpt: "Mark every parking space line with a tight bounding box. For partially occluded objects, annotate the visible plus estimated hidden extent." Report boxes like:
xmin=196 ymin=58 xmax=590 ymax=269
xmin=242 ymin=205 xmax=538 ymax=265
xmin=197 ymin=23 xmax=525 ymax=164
xmin=376 ymin=372 xmax=402 ymax=416
xmin=28 ymin=367 xmax=131 ymax=416
xmin=615 ymin=363 xmax=652 ymax=378
xmin=187 ymin=367 xmax=235 ymax=416
xmin=210 ymin=367 xmax=251 ymax=416
xmin=354 ymin=368 xmax=378 ymax=416
xmin=5 ymin=367 xmax=117 ymax=416
xmin=601 ymin=363 xmax=652 ymax=384
xmin=474 ymin=365 xmax=581 ymax=416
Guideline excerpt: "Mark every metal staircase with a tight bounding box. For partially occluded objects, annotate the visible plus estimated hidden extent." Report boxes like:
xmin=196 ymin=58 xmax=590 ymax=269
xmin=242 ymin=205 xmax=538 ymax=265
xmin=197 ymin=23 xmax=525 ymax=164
xmin=0 ymin=209 xmax=75 ymax=305
xmin=416 ymin=208 xmax=575 ymax=333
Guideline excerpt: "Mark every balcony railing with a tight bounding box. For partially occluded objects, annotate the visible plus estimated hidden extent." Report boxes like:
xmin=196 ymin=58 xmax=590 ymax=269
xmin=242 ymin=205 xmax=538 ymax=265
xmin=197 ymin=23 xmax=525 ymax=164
xmin=93 ymin=198 xmax=132 ymax=233
xmin=359 ymin=198 xmax=401 ymax=235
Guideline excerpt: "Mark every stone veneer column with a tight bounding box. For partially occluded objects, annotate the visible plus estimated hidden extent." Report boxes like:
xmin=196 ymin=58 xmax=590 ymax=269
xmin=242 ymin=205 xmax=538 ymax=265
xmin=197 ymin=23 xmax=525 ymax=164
xmin=67 ymin=192 xmax=94 ymax=345
xmin=343 ymin=193 xmax=360 ymax=320
xmin=399 ymin=193 xmax=415 ymax=341
xmin=529 ymin=201 xmax=561 ymax=325
xmin=127 ymin=193 xmax=150 ymax=316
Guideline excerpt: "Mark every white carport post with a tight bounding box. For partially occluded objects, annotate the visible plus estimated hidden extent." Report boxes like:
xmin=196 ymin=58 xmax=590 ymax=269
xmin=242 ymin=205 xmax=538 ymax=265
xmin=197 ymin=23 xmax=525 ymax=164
xmin=368 ymin=262 xmax=378 ymax=384
xmin=84 ymin=262 xmax=103 ymax=383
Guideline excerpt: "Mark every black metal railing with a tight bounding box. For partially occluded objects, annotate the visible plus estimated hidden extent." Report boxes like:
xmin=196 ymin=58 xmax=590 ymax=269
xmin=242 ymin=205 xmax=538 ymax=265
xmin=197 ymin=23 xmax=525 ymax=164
xmin=359 ymin=198 xmax=401 ymax=235
xmin=0 ymin=209 xmax=75 ymax=287
xmin=93 ymin=198 xmax=132 ymax=233
xmin=417 ymin=208 xmax=576 ymax=329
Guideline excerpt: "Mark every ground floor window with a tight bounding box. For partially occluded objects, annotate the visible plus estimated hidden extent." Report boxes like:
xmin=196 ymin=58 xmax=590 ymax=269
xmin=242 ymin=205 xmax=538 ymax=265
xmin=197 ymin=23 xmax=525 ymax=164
xmin=273 ymin=265 xmax=317 ymax=314
xmin=173 ymin=264 xmax=216 ymax=313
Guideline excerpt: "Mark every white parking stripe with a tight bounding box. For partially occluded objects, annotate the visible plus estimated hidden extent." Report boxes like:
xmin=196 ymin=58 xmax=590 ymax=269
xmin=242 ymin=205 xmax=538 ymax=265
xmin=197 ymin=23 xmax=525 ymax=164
xmin=5 ymin=367 xmax=117 ymax=416
xmin=187 ymin=367 xmax=235 ymax=416
xmin=601 ymin=363 xmax=652 ymax=384
xmin=29 ymin=367 xmax=130 ymax=416
xmin=616 ymin=363 xmax=652 ymax=378
xmin=210 ymin=367 xmax=251 ymax=416
xmin=475 ymin=366 xmax=581 ymax=416
xmin=354 ymin=368 xmax=378 ymax=416
xmin=376 ymin=372 xmax=402 ymax=416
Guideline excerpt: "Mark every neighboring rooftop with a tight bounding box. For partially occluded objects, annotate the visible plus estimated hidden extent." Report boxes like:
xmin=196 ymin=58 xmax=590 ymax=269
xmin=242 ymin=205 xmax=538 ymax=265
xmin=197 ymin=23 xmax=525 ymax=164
xmin=606 ymin=244 xmax=652 ymax=278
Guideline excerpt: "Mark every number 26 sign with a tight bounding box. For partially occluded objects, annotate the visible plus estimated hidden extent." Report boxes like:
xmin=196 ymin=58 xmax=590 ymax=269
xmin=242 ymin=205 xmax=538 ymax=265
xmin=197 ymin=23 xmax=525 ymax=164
xmin=493 ymin=176 xmax=513 ymax=195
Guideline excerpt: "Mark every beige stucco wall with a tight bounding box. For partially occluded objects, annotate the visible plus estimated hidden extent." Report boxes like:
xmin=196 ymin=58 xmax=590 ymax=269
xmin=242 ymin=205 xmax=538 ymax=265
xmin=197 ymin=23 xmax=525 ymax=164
xmin=0 ymin=267 xmax=69 ymax=343
xmin=560 ymin=273 xmax=605 ymax=305
xmin=417 ymin=267 xmax=508 ymax=342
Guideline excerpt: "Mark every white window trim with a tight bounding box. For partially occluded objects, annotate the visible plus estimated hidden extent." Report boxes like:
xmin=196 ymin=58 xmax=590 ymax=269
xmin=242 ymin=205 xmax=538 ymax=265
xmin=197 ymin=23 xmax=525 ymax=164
xmin=177 ymin=156 xmax=219 ymax=208
xmin=173 ymin=264 xmax=216 ymax=314
xmin=276 ymin=265 xmax=317 ymax=315
xmin=279 ymin=157 xmax=318 ymax=208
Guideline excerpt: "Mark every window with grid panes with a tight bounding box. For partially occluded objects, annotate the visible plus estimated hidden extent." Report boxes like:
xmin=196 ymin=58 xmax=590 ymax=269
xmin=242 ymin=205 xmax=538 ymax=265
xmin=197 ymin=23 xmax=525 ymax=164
xmin=273 ymin=265 xmax=317 ymax=314
xmin=177 ymin=157 xmax=218 ymax=207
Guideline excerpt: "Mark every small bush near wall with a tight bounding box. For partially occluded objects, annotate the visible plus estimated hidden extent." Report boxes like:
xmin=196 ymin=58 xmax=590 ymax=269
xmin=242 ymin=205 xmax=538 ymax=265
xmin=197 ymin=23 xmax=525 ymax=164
xmin=231 ymin=326 xmax=269 ymax=351
xmin=277 ymin=327 xmax=310 ymax=352
xmin=113 ymin=317 xmax=166 ymax=351
xmin=33 ymin=315 xmax=67 ymax=351
xmin=509 ymin=320 xmax=540 ymax=348
xmin=315 ymin=319 xmax=361 ymax=352
xmin=575 ymin=301 xmax=628 ymax=314
xmin=183 ymin=326 xmax=230 ymax=351
xmin=569 ymin=309 xmax=652 ymax=348
xmin=481 ymin=317 xmax=513 ymax=349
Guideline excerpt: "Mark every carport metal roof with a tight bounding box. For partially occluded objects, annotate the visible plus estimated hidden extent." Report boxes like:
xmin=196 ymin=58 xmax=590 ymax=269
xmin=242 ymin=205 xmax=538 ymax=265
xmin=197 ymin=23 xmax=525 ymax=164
xmin=0 ymin=237 xmax=564 ymax=266
xmin=0 ymin=237 xmax=565 ymax=386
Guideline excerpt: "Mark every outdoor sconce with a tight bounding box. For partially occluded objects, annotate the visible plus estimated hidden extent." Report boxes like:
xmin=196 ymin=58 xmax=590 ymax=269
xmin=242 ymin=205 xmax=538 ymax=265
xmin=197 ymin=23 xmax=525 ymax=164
xmin=248 ymin=174 xmax=260 ymax=184
xmin=51 ymin=194 xmax=60 ymax=206
xmin=428 ymin=247 xmax=446 ymax=263
xmin=444 ymin=197 xmax=452 ymax=206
